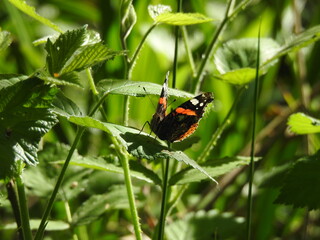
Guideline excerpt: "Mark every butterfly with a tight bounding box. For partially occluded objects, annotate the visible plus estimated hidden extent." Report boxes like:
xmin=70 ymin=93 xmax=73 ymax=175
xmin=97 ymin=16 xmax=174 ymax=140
xmin=150 ymin=73 xmax=213 ymax=142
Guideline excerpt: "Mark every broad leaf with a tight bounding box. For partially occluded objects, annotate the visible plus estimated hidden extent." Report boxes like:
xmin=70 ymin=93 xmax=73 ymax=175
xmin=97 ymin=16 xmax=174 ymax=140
xmin=0 ymin=76 xmax=57 ymax=179
xmin=169 ymin=156 xmax=257 ymax=185
xmin=52 ymin=91 xmax=83 ymax=117
xmin=45 ymin=26 xmax=87 ymax=77
xmin=148 ymin=4 xmax=172 ymax=19
xmin=214 ymin=38 xmax=280 ymax=85
xmin=66 ymin=116 xmax=218 ymax=184
xmin=97 ymin=79 xmax=193 ymax=98
xmin=287 ymin=112 xmax=320 ymax=134
xmin=0 ymin=30 xmax=12 ymax=52
xmin=275 ymin=151 xmax=320 ymax=210
xmin=166 ymin=210 xmax=245 ymax=240
xmin=8 ymin=0 xmax=62 ymax=33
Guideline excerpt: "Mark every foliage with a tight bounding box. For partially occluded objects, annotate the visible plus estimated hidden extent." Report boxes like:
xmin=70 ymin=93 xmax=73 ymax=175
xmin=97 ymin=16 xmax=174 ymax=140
xmin=0 ymin=0 xmax=320 ymax=240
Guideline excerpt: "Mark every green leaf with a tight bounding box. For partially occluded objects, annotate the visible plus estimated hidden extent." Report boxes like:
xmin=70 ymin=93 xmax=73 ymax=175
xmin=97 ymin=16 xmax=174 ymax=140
xmin=155 ymin=12 xmax=213 ymax=25
xmin=66 ymin=116 xmax=217 ymax=184
xmin=97 ymin=79 xmax=194 ymax=98
xmin=60 ymin=42 xmax=124 ymax=75
xmin=45 ymin=26 xmax=87 ymax=77
xmin=0 ymin=77 xmax=57 ymax=179
xmin=275 ymin=151 xmax=320 ymax=210
xmin=0 ymin=30 xmax=12 ymax=52
xmin=212 ymin=68 xmax=256 ymax=85
xmin=148 ymin=4 xmax=172 ymax=19
xmin=2 ymin=220 xmax=69 ymax=231
xmin=8 ymin=0 xmax=62 ymax=33
xmin=287 ymin=112 xmax=320 ymax=134
xmin=166 ymin=210 xmax=245 ymax=240
xmin=52 ymin=91 xmax=83 ymax=117
xmin=72 ymin=186 xmax=133 ymax=226
xmin=169 ymin=156 xmax=257 ymax=185
xmin=214 ymin=38 xmax=280 ymax=85
xmin=38 ymin=71 xmax=82 ymax=88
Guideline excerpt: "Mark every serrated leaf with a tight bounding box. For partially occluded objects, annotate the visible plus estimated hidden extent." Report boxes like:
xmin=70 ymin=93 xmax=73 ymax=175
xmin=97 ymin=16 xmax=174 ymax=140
xmin=0 ymin=77 xmax=57 ymax=179
xmin=60 ymin=43 xmax=124 ymax=75
xmin=66 ymin=116 xmax=217 ymax=184
xmin=2 ymin=220 xmax=69 ymax=231
xmin=148 ymin=4 xmax=172 ymax=19
xmin=38 ymin=72 xmax=82 ymax=88
xmin=166 ymin=210 xmax=245 ymax=240
xmin=275 ymin=151 xmax=320 ymax=210
xmin=8 ymin=0 xmax=62 ymax=33
xmin=0 ymin=30 xmax=12 ymax=52
xmin=155 ymin=12 xmax=213 ymax=25
xmin=52 ymin=91 xmax=83 ymax=117
xmin=97 ymin=79 xmax=194 ymax=98
xmin=45 ymin=26 xmax=87 ymax=76
xmin=214 ymin=38 xmax=280 ymax=85
xmin=72 ymin=186 xmax=132 ymax=226
xmin=169 ymin=156 xmax=256 ymax=185
xmin=287 ymin=112 xmax=320 ymax=134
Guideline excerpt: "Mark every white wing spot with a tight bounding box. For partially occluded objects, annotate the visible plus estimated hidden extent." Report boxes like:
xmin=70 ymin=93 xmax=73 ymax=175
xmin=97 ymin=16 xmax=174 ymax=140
xmin=199 ymin=102 xmax=204 ymax=107
xmin=190 ymin=98 xmax=199 ymax=105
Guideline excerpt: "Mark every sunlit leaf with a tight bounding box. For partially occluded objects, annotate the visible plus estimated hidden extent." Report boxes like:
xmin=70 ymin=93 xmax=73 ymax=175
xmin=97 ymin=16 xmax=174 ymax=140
xmin=214 ymin=38 xmax=280 ymax=85
xmin=120 ymin=0 xmax=136 ymax=40
xmin=97 ymin=79 xmax=193 ymax=98
xmin=148 ymin=4 xmax=172 ymax=19
xmin=155 ymin=12 xmax=213 ymax=25
xmin=287 ymin=112 xmax=320 ymax=134
xmin=8 ymin=0 xmax=62 ymax=33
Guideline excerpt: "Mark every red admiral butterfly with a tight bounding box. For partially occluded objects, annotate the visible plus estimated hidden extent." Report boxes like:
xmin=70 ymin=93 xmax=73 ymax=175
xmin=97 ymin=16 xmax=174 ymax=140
xmin=150 ymin=73 xmax=213 ymax=142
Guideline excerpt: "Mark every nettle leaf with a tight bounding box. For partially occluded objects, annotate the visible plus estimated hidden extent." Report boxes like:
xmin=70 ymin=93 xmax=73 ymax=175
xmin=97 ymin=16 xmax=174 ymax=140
xmin=169 ymin=156 xmax=258 ymax=185
xmin=275 ymin=151 xmax=320 ymax=210
xmin=0 ymin=76 xmax=58 ymax=179
xmin=52 ymin=91 xmax=83 ymax=117
xmin=213 ymin=38 xmax=280 ymax=85
xmin=65 ymin=116 xmax=217 ymax=184
xmin=72 ymin=185 xmax=134 ymax=226
xmin=38 ymin=71 xmax=82 ymax=88
xmin=97 ymin=79 xmax=193 ymax=98
xmin=45 ymin=26 xmax=87 ymax=76
xmin=0 ymin=30 xmax=12 ymax=52
xmin=155 ymin=12 xmax=213 ymax=25
xmin=60 ymin=42 xmax=124 ymax=75
xmin=166 ymin=210 xmax=245 ymax=240
xmin=287 ymin=112 xmax=320 ymax=134
xmin=8 ymin=0 xmax=62 ymax=33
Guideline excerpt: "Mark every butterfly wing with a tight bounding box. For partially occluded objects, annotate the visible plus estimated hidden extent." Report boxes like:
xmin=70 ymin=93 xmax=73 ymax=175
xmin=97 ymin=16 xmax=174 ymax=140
xmin=156 ymin=92 xmax=213 ymax=142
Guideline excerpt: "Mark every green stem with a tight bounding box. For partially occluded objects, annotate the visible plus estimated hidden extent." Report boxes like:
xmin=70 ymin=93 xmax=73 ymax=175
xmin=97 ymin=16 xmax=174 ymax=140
xmin=35 ymin=127 xmax=86 ymax=240
xmin=16 ymin=174 xmax=33 ymax=240
xmin=6 ymin=180 xmax=23 ymax=240
xmin=197 ymin=86 xmax=245 ymax=163
xmin=128 ymin=24 xmax=157 ymax=78
xmin=117 ymin=147 xmax=142 ymax=240
xmin=181 ymin=26 xmax=196 ymax=77
xmin=85 ymin=68 xmax=98 ymax=96
xmin=192 ymin=0 xmax=235 ymax=94
xmin=157 ymin=157 xmax=170 ymax=240
xmin=246 ymin=25 xmax=261 ymax=240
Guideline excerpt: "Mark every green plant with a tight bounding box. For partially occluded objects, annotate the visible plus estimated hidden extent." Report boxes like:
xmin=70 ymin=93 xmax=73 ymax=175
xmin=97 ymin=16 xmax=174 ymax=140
xmin=1 ymin=0 xmax=320 ymax=239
